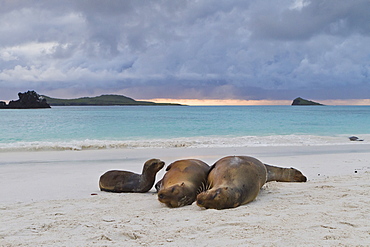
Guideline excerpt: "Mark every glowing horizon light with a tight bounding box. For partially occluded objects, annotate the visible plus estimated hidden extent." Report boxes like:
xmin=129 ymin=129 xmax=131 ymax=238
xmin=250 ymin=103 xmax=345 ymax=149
xmin=141 ymin=98 xmax=370 ymax=106
xmin=141 ymin=98 xmax=293 ymax=106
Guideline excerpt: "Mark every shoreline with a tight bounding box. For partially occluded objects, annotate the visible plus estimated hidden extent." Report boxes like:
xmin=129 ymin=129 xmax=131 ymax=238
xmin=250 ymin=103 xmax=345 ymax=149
xmin=1 ymin=144 xmax=369 ymax=246
xmin=1 ymin=133 xmax=369 ymax=152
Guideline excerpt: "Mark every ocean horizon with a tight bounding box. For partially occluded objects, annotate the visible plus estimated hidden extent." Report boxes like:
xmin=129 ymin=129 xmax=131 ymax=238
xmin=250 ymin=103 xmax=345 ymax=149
xmin=1 ymin=105 xmax=369 ymax=152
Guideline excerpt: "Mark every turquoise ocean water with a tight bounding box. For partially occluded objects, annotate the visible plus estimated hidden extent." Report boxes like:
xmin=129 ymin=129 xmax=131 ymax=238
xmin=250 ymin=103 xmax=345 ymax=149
xmin=1 ymin=105 xmax=369 ymax=151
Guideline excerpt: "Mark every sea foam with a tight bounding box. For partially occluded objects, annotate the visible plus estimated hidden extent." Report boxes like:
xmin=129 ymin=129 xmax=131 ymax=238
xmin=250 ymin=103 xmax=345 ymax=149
xmin=0 ymin=134 xmax=366 ymax=152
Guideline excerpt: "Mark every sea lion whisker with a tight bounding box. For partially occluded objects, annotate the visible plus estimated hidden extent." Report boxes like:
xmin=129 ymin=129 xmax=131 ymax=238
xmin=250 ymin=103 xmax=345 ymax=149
xmin=197 ymin=183 xmax=203 ymax=194
xmin=197 ymin=180 xmax=212 ymax=194
xmin=206 ymin=181 xmax=212 ymax=190
xmin=197 ymin=181 xmax=206 ymax=194
xmin=178 ymin=196 xmax=193 ymax=207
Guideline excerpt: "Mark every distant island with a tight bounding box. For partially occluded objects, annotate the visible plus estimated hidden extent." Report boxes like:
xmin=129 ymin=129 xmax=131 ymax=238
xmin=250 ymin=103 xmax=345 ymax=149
xmin=0 ymin=91 xmax=183 ymax=108
xmin=291 ymin=97 xmax=323 ymax=106
xmin=42 ymin=94 xmax=182 ymax=106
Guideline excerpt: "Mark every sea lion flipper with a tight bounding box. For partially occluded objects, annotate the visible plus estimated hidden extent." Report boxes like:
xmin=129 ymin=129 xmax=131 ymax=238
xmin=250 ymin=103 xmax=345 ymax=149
xmin=264 ymin=163 xmax=307 ymax=182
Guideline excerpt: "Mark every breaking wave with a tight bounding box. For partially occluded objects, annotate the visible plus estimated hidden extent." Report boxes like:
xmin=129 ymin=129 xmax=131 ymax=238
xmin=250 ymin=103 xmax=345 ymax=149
xmin=0 ymin=134 xmax=366 ymax=152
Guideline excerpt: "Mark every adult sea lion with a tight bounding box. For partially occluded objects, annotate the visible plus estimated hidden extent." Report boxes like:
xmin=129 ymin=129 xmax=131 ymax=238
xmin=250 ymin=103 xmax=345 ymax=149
xmin=157 ymin=159 xmax=210 ymax=208
xmin=196 ymin=156 xmax=306 ymax=210
xmin=99 ymin=159 xmax=165 ymax=193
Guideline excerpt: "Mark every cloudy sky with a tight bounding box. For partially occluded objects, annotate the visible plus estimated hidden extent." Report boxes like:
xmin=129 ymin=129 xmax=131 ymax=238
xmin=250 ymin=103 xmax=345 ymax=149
xmin=1 ymin=0 xmax=369 ymax=104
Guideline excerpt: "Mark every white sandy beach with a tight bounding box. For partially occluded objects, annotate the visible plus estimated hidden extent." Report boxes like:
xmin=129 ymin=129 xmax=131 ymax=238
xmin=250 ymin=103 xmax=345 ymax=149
xmin=1 ymin=144 xmax=369 ymax=246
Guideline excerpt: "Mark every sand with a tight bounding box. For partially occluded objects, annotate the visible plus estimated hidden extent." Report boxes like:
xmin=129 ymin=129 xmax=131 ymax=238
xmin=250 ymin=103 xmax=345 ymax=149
xmin=1 ymin=144 xmax=369 ymax=246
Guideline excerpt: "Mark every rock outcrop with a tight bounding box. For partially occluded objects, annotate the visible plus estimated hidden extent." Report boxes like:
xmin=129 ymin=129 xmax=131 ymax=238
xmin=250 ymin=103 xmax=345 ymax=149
xmin=0 ymin=91 xmax=51 ymax=109
xmin=291 ymin=97 xmax=323 ymax=106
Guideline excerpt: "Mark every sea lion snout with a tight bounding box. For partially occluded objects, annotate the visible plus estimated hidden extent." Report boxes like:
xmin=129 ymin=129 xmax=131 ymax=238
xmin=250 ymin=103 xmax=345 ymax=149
xmin=196 ymin=188 xmax=228 ymax=209
xmin=196 ymin=191 xmax=213 ymax=208
xmin=158 ymin=185 xmax=185 ymax=207
xmin=157 ymin=161 xmax=165 ymax=167
xmin=158 ymin=192 xmax=165 ymax=199
xmin=154 ymin=161 xmax=165 ymax=171
xmin=145 ymin=159 xmax=165 ymax=171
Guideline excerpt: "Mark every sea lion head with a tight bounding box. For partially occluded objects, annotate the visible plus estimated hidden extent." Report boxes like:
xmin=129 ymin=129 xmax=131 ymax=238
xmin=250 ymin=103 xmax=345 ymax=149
xmin=289 ymin=167 xmax=307 ymax=182
xmin=196 ymin=187 xmax=241 ymax=210
xmin=143 ymin=159 xmax=165 ymax=172
xmin=157 ymin=182 xmax=194 ymax=208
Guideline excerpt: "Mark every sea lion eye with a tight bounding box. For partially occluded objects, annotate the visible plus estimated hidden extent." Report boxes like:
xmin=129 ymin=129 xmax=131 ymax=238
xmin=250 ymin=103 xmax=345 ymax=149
xmin=212 ymin=189 xmax=221 ymax=199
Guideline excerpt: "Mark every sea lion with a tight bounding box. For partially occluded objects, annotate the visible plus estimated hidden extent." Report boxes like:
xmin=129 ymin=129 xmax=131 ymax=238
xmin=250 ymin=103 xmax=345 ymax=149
xmin=157 ymin=159 xmax=210 ymax=208
xmin=99 ymin=159 xmax=165 ymax=193
xmin=196 ymin=156 xmax=307 ymax=210
xmin=349 ymin=136 xmax=363 ymax=141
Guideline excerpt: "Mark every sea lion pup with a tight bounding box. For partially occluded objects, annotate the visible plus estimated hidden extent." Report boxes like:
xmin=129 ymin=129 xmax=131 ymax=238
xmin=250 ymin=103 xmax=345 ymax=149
xmin=196 ymin=156 xmax=307 ymax=210
xmin=157 ymin=159 xmax=210 ymax=208
xmin=99 ymin=159 xmax=165 ymax=193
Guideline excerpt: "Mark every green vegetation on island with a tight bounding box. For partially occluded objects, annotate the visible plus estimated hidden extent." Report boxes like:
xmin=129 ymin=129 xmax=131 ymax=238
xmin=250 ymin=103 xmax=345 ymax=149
xmin=42 ymin=94 xmax=183 ymax=106
xmin=291 ymin=97 xmax=323 ymax=106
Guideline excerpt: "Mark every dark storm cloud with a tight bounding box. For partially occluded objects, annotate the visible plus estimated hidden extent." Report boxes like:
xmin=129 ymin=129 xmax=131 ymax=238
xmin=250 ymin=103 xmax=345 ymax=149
xmin=249 ymin=1 xmax=370 ymax=40
xmin=0 ymin=0 xmax=369 ymax=100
